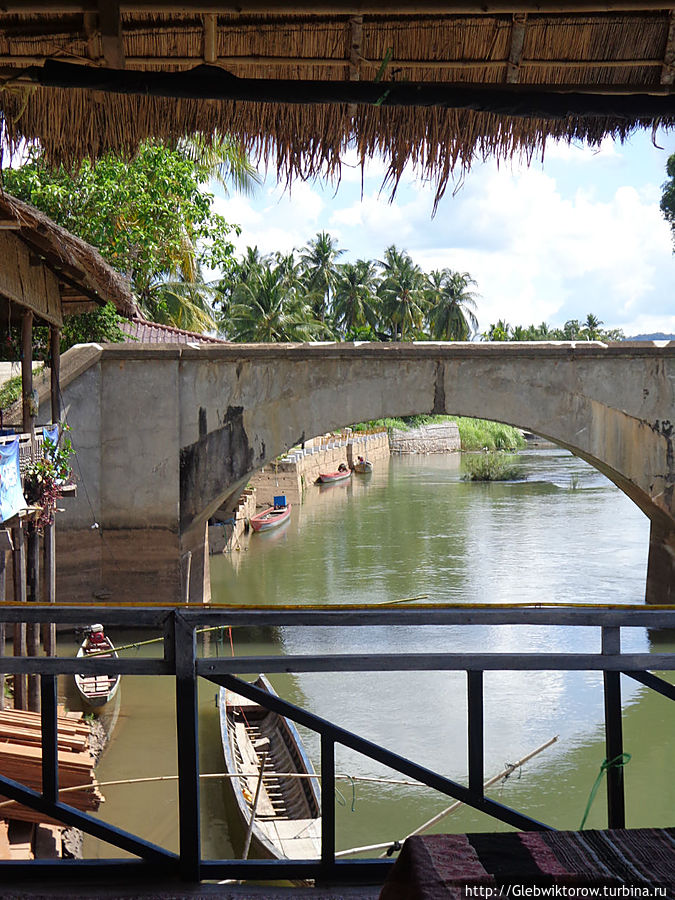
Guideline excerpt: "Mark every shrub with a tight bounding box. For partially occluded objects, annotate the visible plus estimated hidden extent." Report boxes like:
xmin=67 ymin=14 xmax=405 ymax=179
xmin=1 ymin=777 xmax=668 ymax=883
xmin=462 ymin=452 xmax=521 ymax=481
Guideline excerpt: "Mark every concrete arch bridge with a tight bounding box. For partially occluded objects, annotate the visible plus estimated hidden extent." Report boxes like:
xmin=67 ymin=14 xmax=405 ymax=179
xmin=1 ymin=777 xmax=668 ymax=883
xmin=54 ymin=342 xmax=675 ymax=606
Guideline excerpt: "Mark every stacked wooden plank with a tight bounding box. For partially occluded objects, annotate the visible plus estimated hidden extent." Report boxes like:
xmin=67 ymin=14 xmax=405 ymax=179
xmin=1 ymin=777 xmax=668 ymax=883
xmin=0 ymin=709 xmax=103 ymax=825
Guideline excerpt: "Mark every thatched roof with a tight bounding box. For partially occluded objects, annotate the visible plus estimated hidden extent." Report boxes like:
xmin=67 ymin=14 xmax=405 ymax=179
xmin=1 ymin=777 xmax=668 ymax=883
xmin=0 ymin=5 xmax=674 ymax=198
xmin=0 ymin=192 xmax=138 ymax=319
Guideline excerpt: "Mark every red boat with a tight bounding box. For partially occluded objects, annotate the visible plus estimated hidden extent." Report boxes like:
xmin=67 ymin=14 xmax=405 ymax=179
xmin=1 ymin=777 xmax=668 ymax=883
xmin=249 ymin=503 xmax=291 ymax=532
xmin=317 ymin=467 xmax=352 ymax=484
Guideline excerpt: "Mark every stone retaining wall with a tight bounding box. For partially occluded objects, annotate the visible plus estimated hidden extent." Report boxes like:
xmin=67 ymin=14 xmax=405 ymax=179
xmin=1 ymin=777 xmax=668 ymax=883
xmin=251 ymin=432 xmax=390 ymax=506
xmin=208 ymin=488 xmax=257 ymax=554
xmin=390 ymin=422 xmax=461 ymax=454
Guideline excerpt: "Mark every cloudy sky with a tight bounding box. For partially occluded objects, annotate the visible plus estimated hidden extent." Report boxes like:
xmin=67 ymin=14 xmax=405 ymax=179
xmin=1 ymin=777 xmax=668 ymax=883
xmin=213 ymin=128 xmax=674 ymax=338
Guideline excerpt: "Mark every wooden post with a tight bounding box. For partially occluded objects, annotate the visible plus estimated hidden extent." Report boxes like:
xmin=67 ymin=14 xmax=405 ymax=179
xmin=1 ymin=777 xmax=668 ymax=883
xmin=50 ymin=325 xmax=61 ymax=426
xmin=12 ymin=521 xmax=27 ymax=710
xmin=43 ymin=520 xmax=57 ymax=656
xmin=0 ymin=548 xmax=5 ymax=711
xmin=27 ymin=529 xmax=41 ymax=712
xmin=21 ymin=310 xmax=34 ymax=438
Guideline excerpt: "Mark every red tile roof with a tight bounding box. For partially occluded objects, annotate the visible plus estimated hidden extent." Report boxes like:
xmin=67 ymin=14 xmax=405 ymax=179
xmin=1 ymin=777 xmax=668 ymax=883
xmin=119 ymin=316 xmax=228 ymax=345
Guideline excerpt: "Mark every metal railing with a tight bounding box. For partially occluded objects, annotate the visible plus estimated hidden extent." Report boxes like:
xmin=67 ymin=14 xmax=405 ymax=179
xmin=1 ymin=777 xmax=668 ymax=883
xmin=0 ymin=604 xmax=673 ymax=885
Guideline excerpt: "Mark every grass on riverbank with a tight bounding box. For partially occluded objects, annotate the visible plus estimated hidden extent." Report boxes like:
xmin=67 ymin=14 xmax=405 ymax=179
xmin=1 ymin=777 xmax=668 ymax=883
xmin=351 ymin=414 xmax=525 ymax=451
xmin=463 ymin=452 xmax=522 ymax=481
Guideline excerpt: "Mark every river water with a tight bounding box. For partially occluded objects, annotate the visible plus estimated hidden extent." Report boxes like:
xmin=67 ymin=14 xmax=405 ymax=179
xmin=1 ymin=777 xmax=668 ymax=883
xmin=75 ymin=449 xmax=674 ymax=860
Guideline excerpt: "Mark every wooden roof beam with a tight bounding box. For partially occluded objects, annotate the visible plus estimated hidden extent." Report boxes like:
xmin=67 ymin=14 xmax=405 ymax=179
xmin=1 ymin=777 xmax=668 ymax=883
xmin=349 ymin=15 xmax=363 ymax=82
xmin=203 ymin=13 xmax=217 ymax=65
xmin=662 ymin=10 xmax=675 ymax=85
xmin=16 ymin=59 xmax=675 ymax=115
xmin=6 ymin=3 xmax=675 ymax=16
xmin=0 ymin=54 xmax=668 ymax=70
xmin=97 ymin=1 xmax=124 ymax=69
xmin=506 ymin=13 xmax=527 ymax=84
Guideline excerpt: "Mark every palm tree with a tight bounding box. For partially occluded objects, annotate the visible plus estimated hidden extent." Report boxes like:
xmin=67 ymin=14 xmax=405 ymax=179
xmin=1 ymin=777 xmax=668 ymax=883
xmin=378 ymin=245 xmax=427 ymax=341
xmin=148 ymin=135 xmax=261 ymax=330
xmin=179 ymin=130 xmax=261 ymax=196
xmin=426 ymin=269 xmax=479 ymax=341
xmin=482 ymin=320 xmax=511 ymax=341
xmin=332 ymin=260 xmax=380 ymax=338
xmin=300 ymin=232 xmax=346 ymax=323
xmin=148 ymin=273 xmax=218 ymax=332
xmin=229 ymin=263 xmax=328 ymax=342
xmin=583 ymin=313 xmax=603 ymax=340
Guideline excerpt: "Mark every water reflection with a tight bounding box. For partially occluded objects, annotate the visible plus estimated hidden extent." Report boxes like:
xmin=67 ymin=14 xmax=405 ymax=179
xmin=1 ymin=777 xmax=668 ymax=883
xmin=76 ymin=450 xmax=672 ymax=859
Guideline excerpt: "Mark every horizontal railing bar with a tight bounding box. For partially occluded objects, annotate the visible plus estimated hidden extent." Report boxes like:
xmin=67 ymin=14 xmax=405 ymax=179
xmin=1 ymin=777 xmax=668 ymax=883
xmin=624 ymin=670 xmax=675 ymax=701
xmin=200 ymin=858 xmax=392 ymax=880
xmin=1 ymin=605 xmax=674 ymax=628
xmin=0 ymin=657 xmax=172 ymax=675
xmin=211 ymin=675 xmax=551 ymax=832
xmin=1 ymin=654 xmax=671 ymax=677
xmin=0 ymin=606 xmax=171 ymax=626
xmin=0 ymin=774 xmax=178 ymax=863
xmin=199 ymin=654 xmax=675 ymax=674
xmin=0 ymin=859 xmax=176 ymax=880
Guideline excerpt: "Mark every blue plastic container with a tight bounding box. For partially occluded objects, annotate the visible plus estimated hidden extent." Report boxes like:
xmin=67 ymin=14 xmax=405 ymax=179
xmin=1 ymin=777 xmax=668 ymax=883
xmin=273 ymin=495 xmax=287 ymax=509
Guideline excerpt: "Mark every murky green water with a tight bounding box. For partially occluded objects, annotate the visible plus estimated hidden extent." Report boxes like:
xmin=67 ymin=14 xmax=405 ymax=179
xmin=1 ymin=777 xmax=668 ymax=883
xmin=74 ymin=450 xmax=673 ymax=860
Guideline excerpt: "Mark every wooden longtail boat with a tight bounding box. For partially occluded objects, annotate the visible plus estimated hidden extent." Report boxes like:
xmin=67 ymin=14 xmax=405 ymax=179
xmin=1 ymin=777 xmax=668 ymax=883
xmin=249 ymin=503 xmax=291 ymax=532
xmin=218 ymin=675 xmax=321 ymax=861
xmin=74 ymin=625 xmax=121 ymax=708
xmin=317 ymin=468 xmax=351 ymax=484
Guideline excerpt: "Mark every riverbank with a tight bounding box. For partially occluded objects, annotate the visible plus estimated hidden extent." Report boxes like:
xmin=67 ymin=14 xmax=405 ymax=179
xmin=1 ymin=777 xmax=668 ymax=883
xmin=251 ymin=430 xmax=389 ymax=507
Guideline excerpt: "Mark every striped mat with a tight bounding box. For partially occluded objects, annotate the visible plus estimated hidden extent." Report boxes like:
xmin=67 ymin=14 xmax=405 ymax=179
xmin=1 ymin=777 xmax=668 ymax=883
xmin=379 ymin=829 xmax=675 ymax=900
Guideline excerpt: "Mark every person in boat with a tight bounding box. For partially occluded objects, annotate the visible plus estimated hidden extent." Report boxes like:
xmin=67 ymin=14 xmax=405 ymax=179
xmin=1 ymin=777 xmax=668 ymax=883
xmin=85 ymin=625 xmax=107 ymax=650
xmin=357 ymin=455 xmax=365 ymax=465
xmin=338 ymin=462 xmax=348 ymax=472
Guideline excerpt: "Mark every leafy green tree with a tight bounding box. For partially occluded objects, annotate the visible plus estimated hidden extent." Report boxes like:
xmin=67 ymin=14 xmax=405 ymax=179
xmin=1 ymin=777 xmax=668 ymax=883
xmin=378 ymin=245 xmax=428 ymax=340
xmin=660 ymin=153 xmax=675 ymax=249
xmin=3 ymin=140 xmax=245 ymax=326
xmin=425 ymin=269 xmax=479 ymax=340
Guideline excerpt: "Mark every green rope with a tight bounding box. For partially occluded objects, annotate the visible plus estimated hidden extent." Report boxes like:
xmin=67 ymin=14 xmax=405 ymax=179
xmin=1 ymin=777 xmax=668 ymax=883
xmin=579 ymin=753 xmax=631 ymax=830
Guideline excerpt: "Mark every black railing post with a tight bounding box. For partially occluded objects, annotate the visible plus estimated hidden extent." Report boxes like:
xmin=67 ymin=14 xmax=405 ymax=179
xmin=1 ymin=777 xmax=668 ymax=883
xmin=40 ymin=674 xmax=59 ymax=804
xmin=468 ymin=670 xmax=484 ymax=797
xmin=320 ymin=732 xmax=336 ymax=877
xmin=174 ymin=611 xmax=201 ymax=881
xmin=602 ymin=626 xmax=625 ymax=828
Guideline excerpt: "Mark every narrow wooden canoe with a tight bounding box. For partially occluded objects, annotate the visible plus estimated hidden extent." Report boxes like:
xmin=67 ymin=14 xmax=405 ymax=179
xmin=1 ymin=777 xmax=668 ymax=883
xmin=353 ymin=459 xmax=373 ymax=474
xmin=317 ymin=469 xmax=351 ymax=484
xmin=219 ymin=675 xmax=321 ymax=861
xmin=249 ymin=503 xmax=291 ymax=532
xmin=74 ymin=626 xmax=121 ymax=708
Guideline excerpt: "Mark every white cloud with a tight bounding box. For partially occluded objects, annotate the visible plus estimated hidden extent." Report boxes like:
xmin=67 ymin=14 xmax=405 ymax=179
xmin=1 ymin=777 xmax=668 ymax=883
xmin=214 ymin=133 xmax=675 ymax=336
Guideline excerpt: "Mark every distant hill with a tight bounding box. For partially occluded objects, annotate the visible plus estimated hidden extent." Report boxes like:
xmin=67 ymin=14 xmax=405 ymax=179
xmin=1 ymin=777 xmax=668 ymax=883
xmin=625 ymin=333 xmax=675 ymax=341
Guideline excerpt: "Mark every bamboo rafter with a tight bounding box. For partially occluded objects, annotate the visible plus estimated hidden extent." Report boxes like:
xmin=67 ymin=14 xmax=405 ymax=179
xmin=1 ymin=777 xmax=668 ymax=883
xmin=662 ymin=9 xmax=675 ymax=84
xmin=3 ymin=3 xmax=675 ymax=14
xmin=506 ymin=12 xmax=527 ymax=83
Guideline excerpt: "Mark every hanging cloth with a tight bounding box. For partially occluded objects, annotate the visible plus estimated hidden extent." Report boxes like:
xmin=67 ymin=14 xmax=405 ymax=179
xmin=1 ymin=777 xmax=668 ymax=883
xmin=0 ymin=436 xmax=28 ymax=523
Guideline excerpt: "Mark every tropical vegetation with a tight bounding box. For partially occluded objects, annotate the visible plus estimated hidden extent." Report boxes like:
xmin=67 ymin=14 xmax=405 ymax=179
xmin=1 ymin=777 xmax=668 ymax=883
xmin=218 ymin=239 xmax=481 ymax=343
xmin=351 ymin=414 xmax=525 ymax=451
xmin=661 ymin=152 xmax=675 ymax=251
xmin=480 ymin=315 xmax=624 ymax=342
xmin=2 ymin=137 xmax=256 ymax=334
